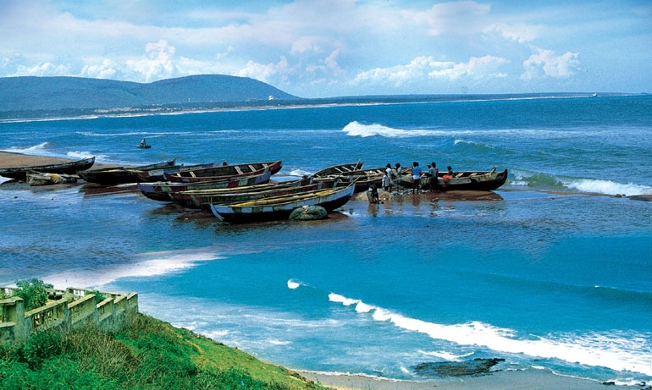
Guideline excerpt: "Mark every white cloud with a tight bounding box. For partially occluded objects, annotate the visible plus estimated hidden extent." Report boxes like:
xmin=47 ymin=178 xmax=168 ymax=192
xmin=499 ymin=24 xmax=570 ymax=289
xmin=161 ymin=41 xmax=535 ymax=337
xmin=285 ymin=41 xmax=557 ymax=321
xmin=484 ymin=23 xmax=540 ymax=44
xmin=14 ymin=62 xmax=70 ymax=77
xmin=410 ymin=1 xmax=492 ymax=36
xmin=124 ymin=39 xmax=179 ymax=82
xmin=353 ymin=54 xmax=508 ymax=88
xmin=521 ymin=49 xmax=580 ymax=80
xmin=80 ymin=59 xmax=119 ymax=79
xmin=236 ymin=56 xmax=291 ymax=82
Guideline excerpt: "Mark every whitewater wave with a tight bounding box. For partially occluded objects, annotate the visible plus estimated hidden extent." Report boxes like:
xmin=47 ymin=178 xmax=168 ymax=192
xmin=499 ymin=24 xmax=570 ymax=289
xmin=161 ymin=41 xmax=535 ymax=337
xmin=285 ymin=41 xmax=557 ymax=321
xmin=328 ymin=293 xmax=652 ymax=377
xmin=511 ymin=170 xmax=652 ymax=196
xmin=341 ymin=121 xmax=632 ymax=140
xmin=287 ymin=280 xmax=301 ymax=289
xmin=2 ymin=142 xmax=52 ymax=157
xmin=342 ymin=121 xmax=439 ymax=138
xmin=44 ymin=248 xmax=224 ymax=289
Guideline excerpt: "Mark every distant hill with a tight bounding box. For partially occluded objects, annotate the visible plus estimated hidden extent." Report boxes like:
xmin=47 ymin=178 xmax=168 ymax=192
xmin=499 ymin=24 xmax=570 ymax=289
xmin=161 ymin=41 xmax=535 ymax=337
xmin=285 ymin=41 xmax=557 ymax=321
xmin=0 ymin=75 xmax=300 ymax=113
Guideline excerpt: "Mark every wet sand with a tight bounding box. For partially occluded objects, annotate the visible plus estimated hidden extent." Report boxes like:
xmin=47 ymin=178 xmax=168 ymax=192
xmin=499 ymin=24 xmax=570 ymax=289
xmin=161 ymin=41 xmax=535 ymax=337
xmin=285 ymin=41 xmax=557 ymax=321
xmin=302 ymin=369 xmax=622 ymax=390
xmin=0 ymin=151 xmax=119 ymax=170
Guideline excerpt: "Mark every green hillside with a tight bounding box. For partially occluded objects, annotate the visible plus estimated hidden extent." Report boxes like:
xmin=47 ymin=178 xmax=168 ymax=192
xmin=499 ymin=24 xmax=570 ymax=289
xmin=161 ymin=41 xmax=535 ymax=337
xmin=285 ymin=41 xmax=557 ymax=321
xmin=0 ymin=312 xmax=329 ymax=390
xmin=0 ymin=75 xmax=300 ymax=113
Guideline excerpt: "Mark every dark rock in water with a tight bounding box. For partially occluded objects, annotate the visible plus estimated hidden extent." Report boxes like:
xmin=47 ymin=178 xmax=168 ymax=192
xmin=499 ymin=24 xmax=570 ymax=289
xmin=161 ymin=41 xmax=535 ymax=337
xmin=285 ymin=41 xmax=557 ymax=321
xmin=414 ymin=358 xmax=505 ymax=377
xmin=289 ymin=205 xmax=328 ymax=221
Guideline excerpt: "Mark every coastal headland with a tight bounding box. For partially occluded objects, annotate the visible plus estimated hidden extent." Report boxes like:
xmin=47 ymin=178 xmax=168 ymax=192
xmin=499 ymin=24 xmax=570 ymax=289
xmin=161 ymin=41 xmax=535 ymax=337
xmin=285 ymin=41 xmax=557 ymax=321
xmin=0 ymin=151 xmax=641 ymax=389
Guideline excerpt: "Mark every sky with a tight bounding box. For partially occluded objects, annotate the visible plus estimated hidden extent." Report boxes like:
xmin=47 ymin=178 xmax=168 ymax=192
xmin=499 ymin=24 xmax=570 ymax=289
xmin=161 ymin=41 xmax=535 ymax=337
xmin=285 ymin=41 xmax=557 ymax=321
xmin=1 ymin=0 xmax=650 ymax=98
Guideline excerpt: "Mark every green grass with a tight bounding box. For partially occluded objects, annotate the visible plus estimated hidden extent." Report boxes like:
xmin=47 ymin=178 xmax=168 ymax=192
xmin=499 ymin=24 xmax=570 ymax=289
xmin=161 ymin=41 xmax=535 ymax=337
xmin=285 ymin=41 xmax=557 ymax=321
xmin=0 ymin=312 xmax=330 ymax=390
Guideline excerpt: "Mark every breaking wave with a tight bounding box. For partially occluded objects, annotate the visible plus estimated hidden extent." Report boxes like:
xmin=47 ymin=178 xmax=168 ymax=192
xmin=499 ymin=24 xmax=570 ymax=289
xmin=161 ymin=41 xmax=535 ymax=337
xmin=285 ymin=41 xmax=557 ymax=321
xmin=328 ymin=293 xmax=652 ymax=377
xmin=510 ymin=170 xmax=652 ymax=196
xmin=342 ymin=121 xmax=439 ymax=138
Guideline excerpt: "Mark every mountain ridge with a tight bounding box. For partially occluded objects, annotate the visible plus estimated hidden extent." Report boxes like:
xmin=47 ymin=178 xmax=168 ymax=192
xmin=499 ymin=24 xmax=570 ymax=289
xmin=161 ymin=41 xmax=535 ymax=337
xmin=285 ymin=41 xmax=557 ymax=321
xmin=0 ymin=74 xmax=300 ymax=113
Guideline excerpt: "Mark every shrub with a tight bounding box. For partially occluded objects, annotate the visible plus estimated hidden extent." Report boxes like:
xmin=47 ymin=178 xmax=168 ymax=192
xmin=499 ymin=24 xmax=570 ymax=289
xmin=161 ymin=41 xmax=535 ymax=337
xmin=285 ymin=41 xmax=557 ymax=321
xmin=13 ymin=279 xmax=53 ymax=311
xmin=9 ymin=330 xmax=62 ymax=369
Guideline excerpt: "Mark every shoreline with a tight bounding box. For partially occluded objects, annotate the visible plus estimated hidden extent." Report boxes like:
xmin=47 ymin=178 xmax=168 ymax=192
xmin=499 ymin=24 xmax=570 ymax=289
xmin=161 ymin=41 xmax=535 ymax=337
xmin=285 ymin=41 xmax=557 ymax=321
xmin=300 ymin=369 xmax=630 ymax=390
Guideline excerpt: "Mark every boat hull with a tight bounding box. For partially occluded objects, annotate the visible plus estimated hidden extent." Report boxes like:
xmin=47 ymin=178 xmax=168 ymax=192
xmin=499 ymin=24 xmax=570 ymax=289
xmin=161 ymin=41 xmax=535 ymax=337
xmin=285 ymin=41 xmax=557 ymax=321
xmin=210 ymin=183 xmax=355 ymax=223
xmin=78 ymin=159 xmax=176 ymax=185
xmin=397 ymin=169 xmax=508 ymax=191
xmin=0 ymin=156 xmax=95 ymax=180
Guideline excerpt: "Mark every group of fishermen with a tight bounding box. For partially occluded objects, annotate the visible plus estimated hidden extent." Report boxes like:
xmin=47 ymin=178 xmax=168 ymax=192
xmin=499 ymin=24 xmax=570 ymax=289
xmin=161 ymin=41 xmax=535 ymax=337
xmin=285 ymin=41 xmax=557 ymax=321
xmin=368 ymin=161 xmax=454 ymax=203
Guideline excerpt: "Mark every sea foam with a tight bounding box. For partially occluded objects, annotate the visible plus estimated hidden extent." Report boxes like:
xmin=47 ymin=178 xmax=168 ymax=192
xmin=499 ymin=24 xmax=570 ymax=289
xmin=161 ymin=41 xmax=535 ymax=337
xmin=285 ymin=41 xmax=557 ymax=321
xmin=328 ymin=292 xmax=652 ymax=376
xmin=44 ymin=248 xmax=224 ymax=289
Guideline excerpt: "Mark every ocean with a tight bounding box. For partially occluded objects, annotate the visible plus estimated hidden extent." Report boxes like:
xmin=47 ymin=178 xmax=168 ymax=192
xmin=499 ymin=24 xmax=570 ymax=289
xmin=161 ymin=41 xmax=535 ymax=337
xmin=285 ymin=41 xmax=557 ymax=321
xmin=1 ymin=94 xmax=651 ymax=386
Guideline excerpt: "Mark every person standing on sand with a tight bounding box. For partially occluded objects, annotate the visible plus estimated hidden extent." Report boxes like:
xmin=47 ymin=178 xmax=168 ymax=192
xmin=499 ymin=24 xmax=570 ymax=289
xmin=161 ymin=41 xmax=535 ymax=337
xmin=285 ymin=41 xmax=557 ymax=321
xmin=442 ymin=165 xmax=454 ymax=188
xmin=411 ymin=162 xmax=422 ymax=194
xmin=428 ymin=162 xmax=439 ymax=192
xmin=394 ymin=162 xmax=402 ymax=188
xmin=383 ymin=163 xmax=393 ymax=192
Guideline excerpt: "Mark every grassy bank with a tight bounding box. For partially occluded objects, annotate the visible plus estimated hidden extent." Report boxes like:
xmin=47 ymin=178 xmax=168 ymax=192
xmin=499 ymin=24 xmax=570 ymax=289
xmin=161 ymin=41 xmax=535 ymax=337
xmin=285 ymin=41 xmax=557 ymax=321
xmin=0 ymin=311 xmax=329 ymax=390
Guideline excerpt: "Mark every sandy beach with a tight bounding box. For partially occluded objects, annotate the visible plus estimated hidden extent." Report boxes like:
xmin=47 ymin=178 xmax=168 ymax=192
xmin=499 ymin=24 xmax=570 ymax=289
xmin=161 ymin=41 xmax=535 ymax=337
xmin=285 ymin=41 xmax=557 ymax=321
xmin=0 ymin=151 xmax=118 ymax=170
xmin=301 ymin=369 xmax=621 ymax=390
xmin=1 ymin=151 xmax=645 ymax=390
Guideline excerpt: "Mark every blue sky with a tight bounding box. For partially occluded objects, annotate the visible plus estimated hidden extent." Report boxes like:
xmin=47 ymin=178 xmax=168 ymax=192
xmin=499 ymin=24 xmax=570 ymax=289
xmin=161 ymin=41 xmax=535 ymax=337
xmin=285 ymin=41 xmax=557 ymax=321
xmin=1 ymin=0 xmax=650 ymax=98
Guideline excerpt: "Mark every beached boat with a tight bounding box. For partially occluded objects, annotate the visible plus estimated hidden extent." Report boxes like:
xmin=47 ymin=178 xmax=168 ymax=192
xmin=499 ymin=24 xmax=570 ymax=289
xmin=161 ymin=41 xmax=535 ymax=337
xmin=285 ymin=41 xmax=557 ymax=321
xmin=397 ymin=168 xmax=508 ymax=191
xmin=163 ymin=160 xmax=282 ymax=183
xmin=138 ymin=169 xmax=275 ymax=202
xmin=137 ymin=162 xmax=223 ymax=182
xmin=314 ymin=166 xmax=387 ymax=193
xmin=164 ymin=160 xmax=282 ymax=183
xmin=312 ymin=161 xmax=364 ymax=178
xmin=209 ymin=182 xmax=356 ymax=223
xmin=173 ymin=178 xmax=341 ymax=209
xmin=27 ymin=172 xmax=79 ymax=186
xmin=0 ymin=156 xmax=95 ymax=181
xmin=78 ymin=159 xmax=176 ymax=185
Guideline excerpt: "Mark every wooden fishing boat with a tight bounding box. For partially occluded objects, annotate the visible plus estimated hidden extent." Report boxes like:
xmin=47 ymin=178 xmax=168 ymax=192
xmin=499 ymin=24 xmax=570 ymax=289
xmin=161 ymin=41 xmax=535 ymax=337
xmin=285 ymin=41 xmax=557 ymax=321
xmin=397 ymin=168 xmax=508 ymax=191
xmin=312 ymin=161 xmax=363 ymax=178
xmin=172 ymin=178 xmax=341 ymax=209
xmin=209 ymin=182 xmax=356 ymax=223
xmin=314 ymin=166 xmax=386 ymax=193
xmin=164 ymin=160 xmax=282 ymax=183
xmin=27 ymin=172 xmax=78 ymax=186
xmin=137 ymin=162 xmax=224 ymax=182
xmin=0 ymin=156 xmax=95 ymax=181
xmin=138 ymin=169 xmax=275 ymax=202
xmin=78 ymin=159 xmax=176 ymax=185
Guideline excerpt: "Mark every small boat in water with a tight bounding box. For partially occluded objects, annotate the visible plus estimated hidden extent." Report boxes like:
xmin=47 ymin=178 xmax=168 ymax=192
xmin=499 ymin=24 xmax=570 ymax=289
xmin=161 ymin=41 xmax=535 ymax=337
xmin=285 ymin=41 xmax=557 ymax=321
xmin=137 ymin=139 xmax=151 ymax=149
xmin=0 ymin=156 xmax=95 ymax=181
xmin=209 ymin=182 xmax=356 ymax=223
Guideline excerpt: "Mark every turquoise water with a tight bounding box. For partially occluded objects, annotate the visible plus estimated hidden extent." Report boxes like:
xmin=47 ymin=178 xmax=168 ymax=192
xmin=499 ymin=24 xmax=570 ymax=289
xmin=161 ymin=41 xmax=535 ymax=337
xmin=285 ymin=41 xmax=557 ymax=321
xmin=1 ymin=94 xmax=651 ymax=385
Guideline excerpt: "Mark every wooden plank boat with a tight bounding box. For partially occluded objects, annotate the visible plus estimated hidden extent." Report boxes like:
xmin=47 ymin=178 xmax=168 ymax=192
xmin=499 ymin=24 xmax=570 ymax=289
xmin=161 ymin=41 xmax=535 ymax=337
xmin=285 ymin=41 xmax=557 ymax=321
xmin=172 ymin=178 xmax=341 ymax=209
xmin=0 ymin=156 xmax=95 ymax=181
xmin=209 ymin=182 xmax=356 ymax=223
xmin=314 ymin=166 xmax=386 ymax=193
xmin=397 ymin=168 xmax=508 ymax=191
xmin=312 ymin=161 xmax=363 ymax=177
xmin=27 ymin=172 xmax=79 ymax=186
xmin=137 ymin=162 xmax=226 ymax=182
xmin=163 ymin=160 xmax=282 ymax=183
xmin=138 ymin=176 xmax=313 ymax=204
xmin=78 ymin=159 xmax=176 ymax=185
xmin=138 ymin=169 xmax=274 ymax=202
